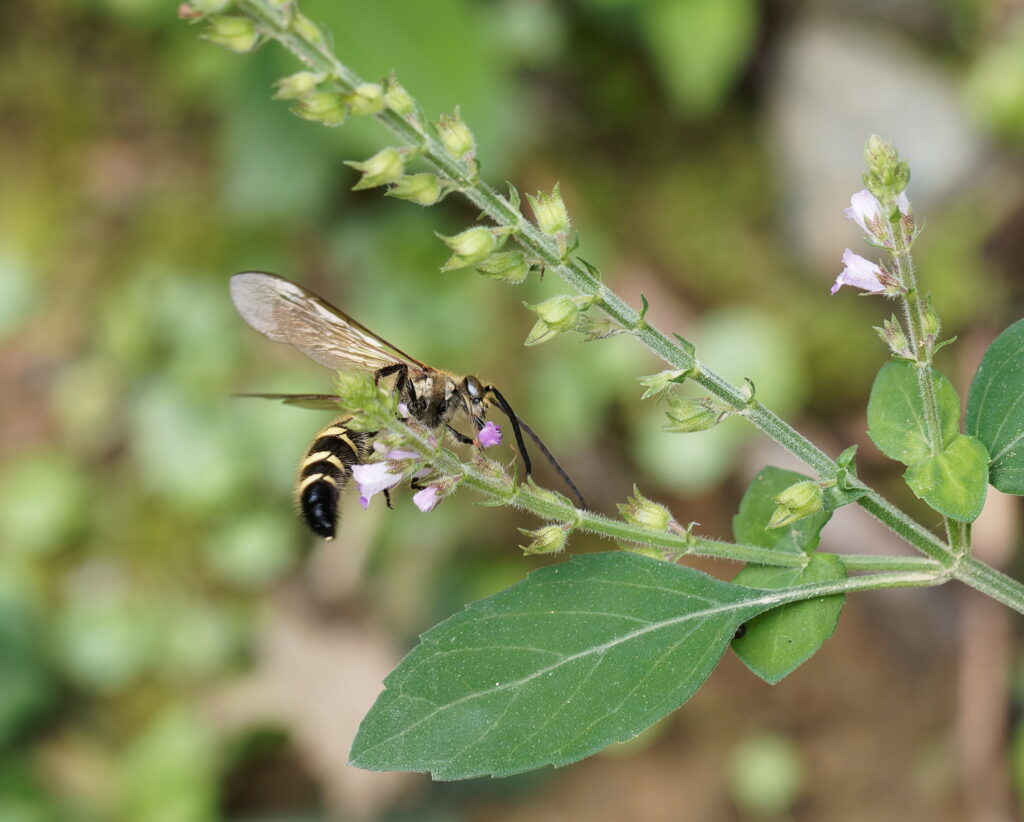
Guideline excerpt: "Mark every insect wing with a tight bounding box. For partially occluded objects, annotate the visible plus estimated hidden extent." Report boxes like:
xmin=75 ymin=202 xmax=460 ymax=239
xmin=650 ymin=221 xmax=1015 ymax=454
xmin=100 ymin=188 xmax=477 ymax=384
xmin=230 ymin=272 xmax=424 ymax=373
xmin=233 ymin=392 xmax=343 ymax=411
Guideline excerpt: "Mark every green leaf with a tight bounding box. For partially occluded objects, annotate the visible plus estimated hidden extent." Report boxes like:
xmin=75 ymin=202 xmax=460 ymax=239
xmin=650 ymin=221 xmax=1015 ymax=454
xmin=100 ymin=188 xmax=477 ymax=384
xmin=639 ymin=0 xmax=758 ymax=118
xmin=350 ymin=552 xmax=777 ymax=779
xmin=965 ymin=318 xmax=1024 ymax=494
xmin=731 ymin=553 xmax=846 ymax=684
xmin=904 ymin=435 xmax=989 ymax=522
xmin=867 ymin=361 xmax=961 ymax=465
xmin=733 ymin=467 xmax=830 ymax=555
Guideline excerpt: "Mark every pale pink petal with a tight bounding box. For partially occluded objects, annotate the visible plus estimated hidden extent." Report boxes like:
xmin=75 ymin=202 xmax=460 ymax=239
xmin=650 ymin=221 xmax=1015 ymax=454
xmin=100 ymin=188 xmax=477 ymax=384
xmin=478 ymin=421 xmax=502 ymax=448
xmin=896 ymin=190 xmax=911 ymax=215
xmin=844 ymin=189 xmax=882 ymax=235
xmin=351 ymin=462 xmax=403 ymax=505
xmin=831 ymin=249 xmax=886 ymax=295
xmin=413 ymin=485 xmax=440 ymax=512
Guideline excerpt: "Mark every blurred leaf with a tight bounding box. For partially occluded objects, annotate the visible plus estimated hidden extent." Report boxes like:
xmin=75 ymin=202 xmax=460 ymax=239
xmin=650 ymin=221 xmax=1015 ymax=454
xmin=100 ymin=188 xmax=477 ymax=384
xmin=0 ymin=755 xmax=62 ymax=822
xmin=639 ymin=0 xmax=757 ymax=118
xmin=728 ymin=733 xmax=805 ymax=816
xmin=904 ymin=434 xmax=989 ymax=522
xmin=0 ymin=597 xmax=54 ymax=750
xmin=733 ymin=467 xmax=830 ymax=556
xmin=866 ymin=362 xmax=960 ymax=465
xmin=966 ymin=318 xmax=1024 ymax=493
xmin=965 ymin=22 xmax=1024 ymax=145
xmin=0 ymin=248 xmax=40 ymax=339
xmin=0 ymin=450 xmax=89 ymax=557
xmin=731 ymin=553 xmax=846 ymax=684
xmin=116 ymin=705 xmax=218 ymax=822
xmin=351 ymin=552 xmax=775 ymax=779
xmin=202 ymin=513 xmax=297 ymax=589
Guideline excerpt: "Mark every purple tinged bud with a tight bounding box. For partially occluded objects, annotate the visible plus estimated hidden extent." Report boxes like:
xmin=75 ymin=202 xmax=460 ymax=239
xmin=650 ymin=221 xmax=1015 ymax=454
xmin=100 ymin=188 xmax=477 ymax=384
xmin=478 ymin=421 xmax=502 ymax=448
xmin=831 ymin=249 xmax=886 ymax=295
xmin=413 ymin=485 xmax=441 ymax=512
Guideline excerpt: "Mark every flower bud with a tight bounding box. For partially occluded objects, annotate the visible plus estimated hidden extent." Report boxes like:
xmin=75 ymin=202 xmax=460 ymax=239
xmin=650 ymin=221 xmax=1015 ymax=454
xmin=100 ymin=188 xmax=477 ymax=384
xmin=921 ymin=293 xmax=941 ymax=343
xmin=291 ymin=12 xmax=325 ymax=47
xmin=767 ymin=481 xmax=824 ymax=530
xmin=384 ymin=74 xmax=416 ymax=118
xmin=292 ymin=92 xmax=348 ymax=126
xmin=863 ymin=135 xmax=911 ymax=205
xmin=519 ymin=523 xmax=570 ymax=555
xmin=386 ymin=173 xmax=442 ymax=206
xmin=662 ymin=396 xmax=722 ymax=433
xmin=201 ymin=15 xmax=261 ymax=53
xmin=273 ymin=71 xmax=326 ymax=100
xmin=438 ymin=227 xmax=498 ymax=270
xmin=345 ymin=148 xmax=405 ymax=190
xmin=475 ymin=251 xmax=530 ymax=285
xmin=638 ymin=369 xmax=688 ymax=400
xmin=874 ymin=315 xmax=912 ymax=360
xmin=436 ymin=110 xmax=475 ymax=159
xmin=618 ymin=486 xmax=671 ymax=532
xmin=523 ymin=295 xmax=590 ymax=346
xmin=333 ymin=371 xmax=395 ymax=431
xmin=528 ymin=183 xmax=571 ymax=238
xmin=347 ymin=83 xmax=384 ymax=117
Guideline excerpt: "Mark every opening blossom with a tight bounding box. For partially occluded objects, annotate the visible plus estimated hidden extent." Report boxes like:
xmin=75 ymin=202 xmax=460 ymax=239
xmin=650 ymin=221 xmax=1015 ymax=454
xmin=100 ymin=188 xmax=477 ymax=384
xmin=412 ymin=485 xmax=441 ymax=513
xmin=478 ymin=421 xmax=502 ymax=448
xmin=831 ymin=249 xmax=886 ymax=296
xmin=844 ymin=188 xmax=912 ymax=244
xmin=351 ymin=448 xmax=420 ymax=509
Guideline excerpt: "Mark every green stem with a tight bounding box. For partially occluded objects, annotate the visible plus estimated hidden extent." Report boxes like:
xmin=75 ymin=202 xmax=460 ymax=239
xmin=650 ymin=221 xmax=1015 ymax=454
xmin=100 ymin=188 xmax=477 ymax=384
xmin=230 ymin=0 xmax=961 ymax=572
xmin=953 ymin=557 xmax=1024 ymax=615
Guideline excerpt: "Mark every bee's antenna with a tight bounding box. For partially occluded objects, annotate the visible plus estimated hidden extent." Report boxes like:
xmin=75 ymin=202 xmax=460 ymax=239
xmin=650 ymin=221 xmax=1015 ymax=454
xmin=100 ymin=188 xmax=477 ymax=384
xmin=486 ymin=386 xmax=587 ymax=510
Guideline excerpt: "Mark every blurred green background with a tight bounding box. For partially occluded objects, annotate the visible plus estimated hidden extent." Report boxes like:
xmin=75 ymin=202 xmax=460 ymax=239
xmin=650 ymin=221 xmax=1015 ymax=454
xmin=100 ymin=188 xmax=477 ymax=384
xmin=4 ymin=0 xmax=1024 ymax=819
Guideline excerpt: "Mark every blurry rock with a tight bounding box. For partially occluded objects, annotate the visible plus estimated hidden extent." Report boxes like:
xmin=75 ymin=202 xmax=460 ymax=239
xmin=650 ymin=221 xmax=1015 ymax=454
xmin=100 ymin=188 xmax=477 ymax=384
xmin=767 ymin=19 xmax=985 ymax=266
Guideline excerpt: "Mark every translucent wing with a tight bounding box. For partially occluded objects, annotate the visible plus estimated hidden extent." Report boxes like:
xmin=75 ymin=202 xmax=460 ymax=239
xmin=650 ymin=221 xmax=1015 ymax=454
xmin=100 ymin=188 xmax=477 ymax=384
xmin=230 ymin=271 xmax=424 ymax=372
xmin=234 ymin=392 xmax=343 ymax=410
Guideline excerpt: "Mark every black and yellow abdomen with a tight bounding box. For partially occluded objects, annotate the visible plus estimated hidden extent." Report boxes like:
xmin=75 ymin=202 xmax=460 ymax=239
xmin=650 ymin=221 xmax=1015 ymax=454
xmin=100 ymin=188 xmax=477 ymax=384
xmin=295 ymin=420 xmax=371 ymax=540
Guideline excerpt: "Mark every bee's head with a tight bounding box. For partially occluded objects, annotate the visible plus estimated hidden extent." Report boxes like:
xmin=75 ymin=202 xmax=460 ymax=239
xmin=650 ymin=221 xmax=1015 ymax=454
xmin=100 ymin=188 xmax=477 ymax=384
xmin=462 ymin=375 xmax=489 ymax=427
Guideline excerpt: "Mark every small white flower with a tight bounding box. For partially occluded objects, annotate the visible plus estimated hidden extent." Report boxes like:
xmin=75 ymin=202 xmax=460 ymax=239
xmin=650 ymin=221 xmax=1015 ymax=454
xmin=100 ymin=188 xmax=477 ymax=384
xmin=844 ymin=189 xmax=884 ymax=238
xmin=896 ymin=189 xmax=911 ymax=216
xmin=413 ymin=485 xmax=440 ymax=512
xmin=831 ymin=249 xmax=886 ymax=295
xmin=351 ymin=462 xmax=403 ymax=508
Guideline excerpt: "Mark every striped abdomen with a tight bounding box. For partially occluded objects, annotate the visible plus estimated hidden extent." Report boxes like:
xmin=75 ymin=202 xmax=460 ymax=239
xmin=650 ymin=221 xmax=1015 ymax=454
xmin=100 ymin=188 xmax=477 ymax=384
xmin=296 ymin=420 xmax=371 ymax=540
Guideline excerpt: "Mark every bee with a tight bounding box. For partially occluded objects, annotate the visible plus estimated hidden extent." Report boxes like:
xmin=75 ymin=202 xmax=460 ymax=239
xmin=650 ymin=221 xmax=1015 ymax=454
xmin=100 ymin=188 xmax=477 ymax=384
xmin=230 ymin=271 xmax=585 ymax=540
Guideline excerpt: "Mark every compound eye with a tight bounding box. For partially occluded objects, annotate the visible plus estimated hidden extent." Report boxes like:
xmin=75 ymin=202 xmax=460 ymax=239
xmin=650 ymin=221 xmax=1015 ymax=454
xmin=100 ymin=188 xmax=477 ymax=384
xmin=466 ymin=378 xmax=482 ymax=399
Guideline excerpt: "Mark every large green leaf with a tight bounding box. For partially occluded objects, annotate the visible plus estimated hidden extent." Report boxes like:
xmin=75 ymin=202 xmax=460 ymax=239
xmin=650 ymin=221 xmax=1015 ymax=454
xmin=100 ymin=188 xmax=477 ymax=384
xmin=350 ymin=552 xmax=780 ymax=779
xmin=867 ymin=362 xmax=960 ymax=465
xmin=904 ymin=434 xmax=989 ymax=522
xmin=965 ymin=318 xmax=1024 ymax=494
xmin=733 ymin=467 xmax=830 ymax=555
xmin=731 ymin=553 xmax=846 ymax=684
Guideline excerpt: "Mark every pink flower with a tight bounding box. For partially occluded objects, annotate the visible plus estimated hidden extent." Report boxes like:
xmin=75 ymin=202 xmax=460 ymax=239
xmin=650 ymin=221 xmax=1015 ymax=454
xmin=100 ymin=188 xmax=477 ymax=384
xmin=478 ymin=421 xmax=502 ymax=448
xmin=831 ymin=249 xmax=886 ymax=295
xmin=844 ymin=189 xmax=884 ymax=237
xmin=351 ymin=462 xmax=403 ymax=508
xmin=413 ymin=485 xmax=441 ymax=512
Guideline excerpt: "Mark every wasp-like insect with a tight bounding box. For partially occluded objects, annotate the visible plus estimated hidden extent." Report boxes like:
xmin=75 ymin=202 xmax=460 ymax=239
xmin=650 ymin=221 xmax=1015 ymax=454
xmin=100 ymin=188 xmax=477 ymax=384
xmin=230 ymin=272 xmax=586 ymax=540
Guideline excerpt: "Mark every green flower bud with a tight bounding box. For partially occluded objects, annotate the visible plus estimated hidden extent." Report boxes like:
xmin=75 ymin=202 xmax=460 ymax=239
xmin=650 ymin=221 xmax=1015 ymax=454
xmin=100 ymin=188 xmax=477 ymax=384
xmin=528 ymin=183 xmax=571 ymax=237
xmin=438 ymin=227 xmax=498 ymax=270
xmin=767 ymin=481 xmax=824 ymax=530
xmin=638 ymin=369 xmax=689 ymax=400
xmin=273 ymin=71 xmax=326 ymax=100
xmin=523 ymin=295 xmax=589 ymax=346
xmin=201 ymin=15 xmax=261 ymax=53
xmin=862 ymin=135 xmax=911 ymax=205
xmin=663 ymin=396 xmax=722 ymax=433
xmin=333 ymin=371 xmax=396 ymax=432
xmin=618 ymin=486 xmax=671 ymax=532
xmin=874 ymin=315 xmax=912 ymax=360
xmin=291 ymin=12 xmax=325 ymax=47
xmin=347 ymin=83 xmax=384 ymax=117
xmin=345 ymin=148 xmax=405 ymax=190
xmin=386 ymin=173 xmax=442 ymax=206
xmin=519 ymin=523 xmax=570 ymax=555
xmin=475 ymin=251 xmax=530 ymax=284
xmin=384 ymin=74 xmax=416 ymax=118
xmin=292 ymin=92 xmax=348 ymax=126
xmin=436 ymin=110 xmax=475 ymax=159
xmin=921 ymin=293 xmax=941 ymax=342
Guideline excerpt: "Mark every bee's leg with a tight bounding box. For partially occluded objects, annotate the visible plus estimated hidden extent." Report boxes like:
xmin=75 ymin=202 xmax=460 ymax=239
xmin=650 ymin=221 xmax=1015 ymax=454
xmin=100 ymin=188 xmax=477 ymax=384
xmin=383 ymin=488 xmax=394 ymax=509
xmin=410 ymin=478 xmax=426 ymax=491
xmin=375 ymin=363 xmax=415 ymax=404
xmin=445 ymin=423 xmax=475 ymax=445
